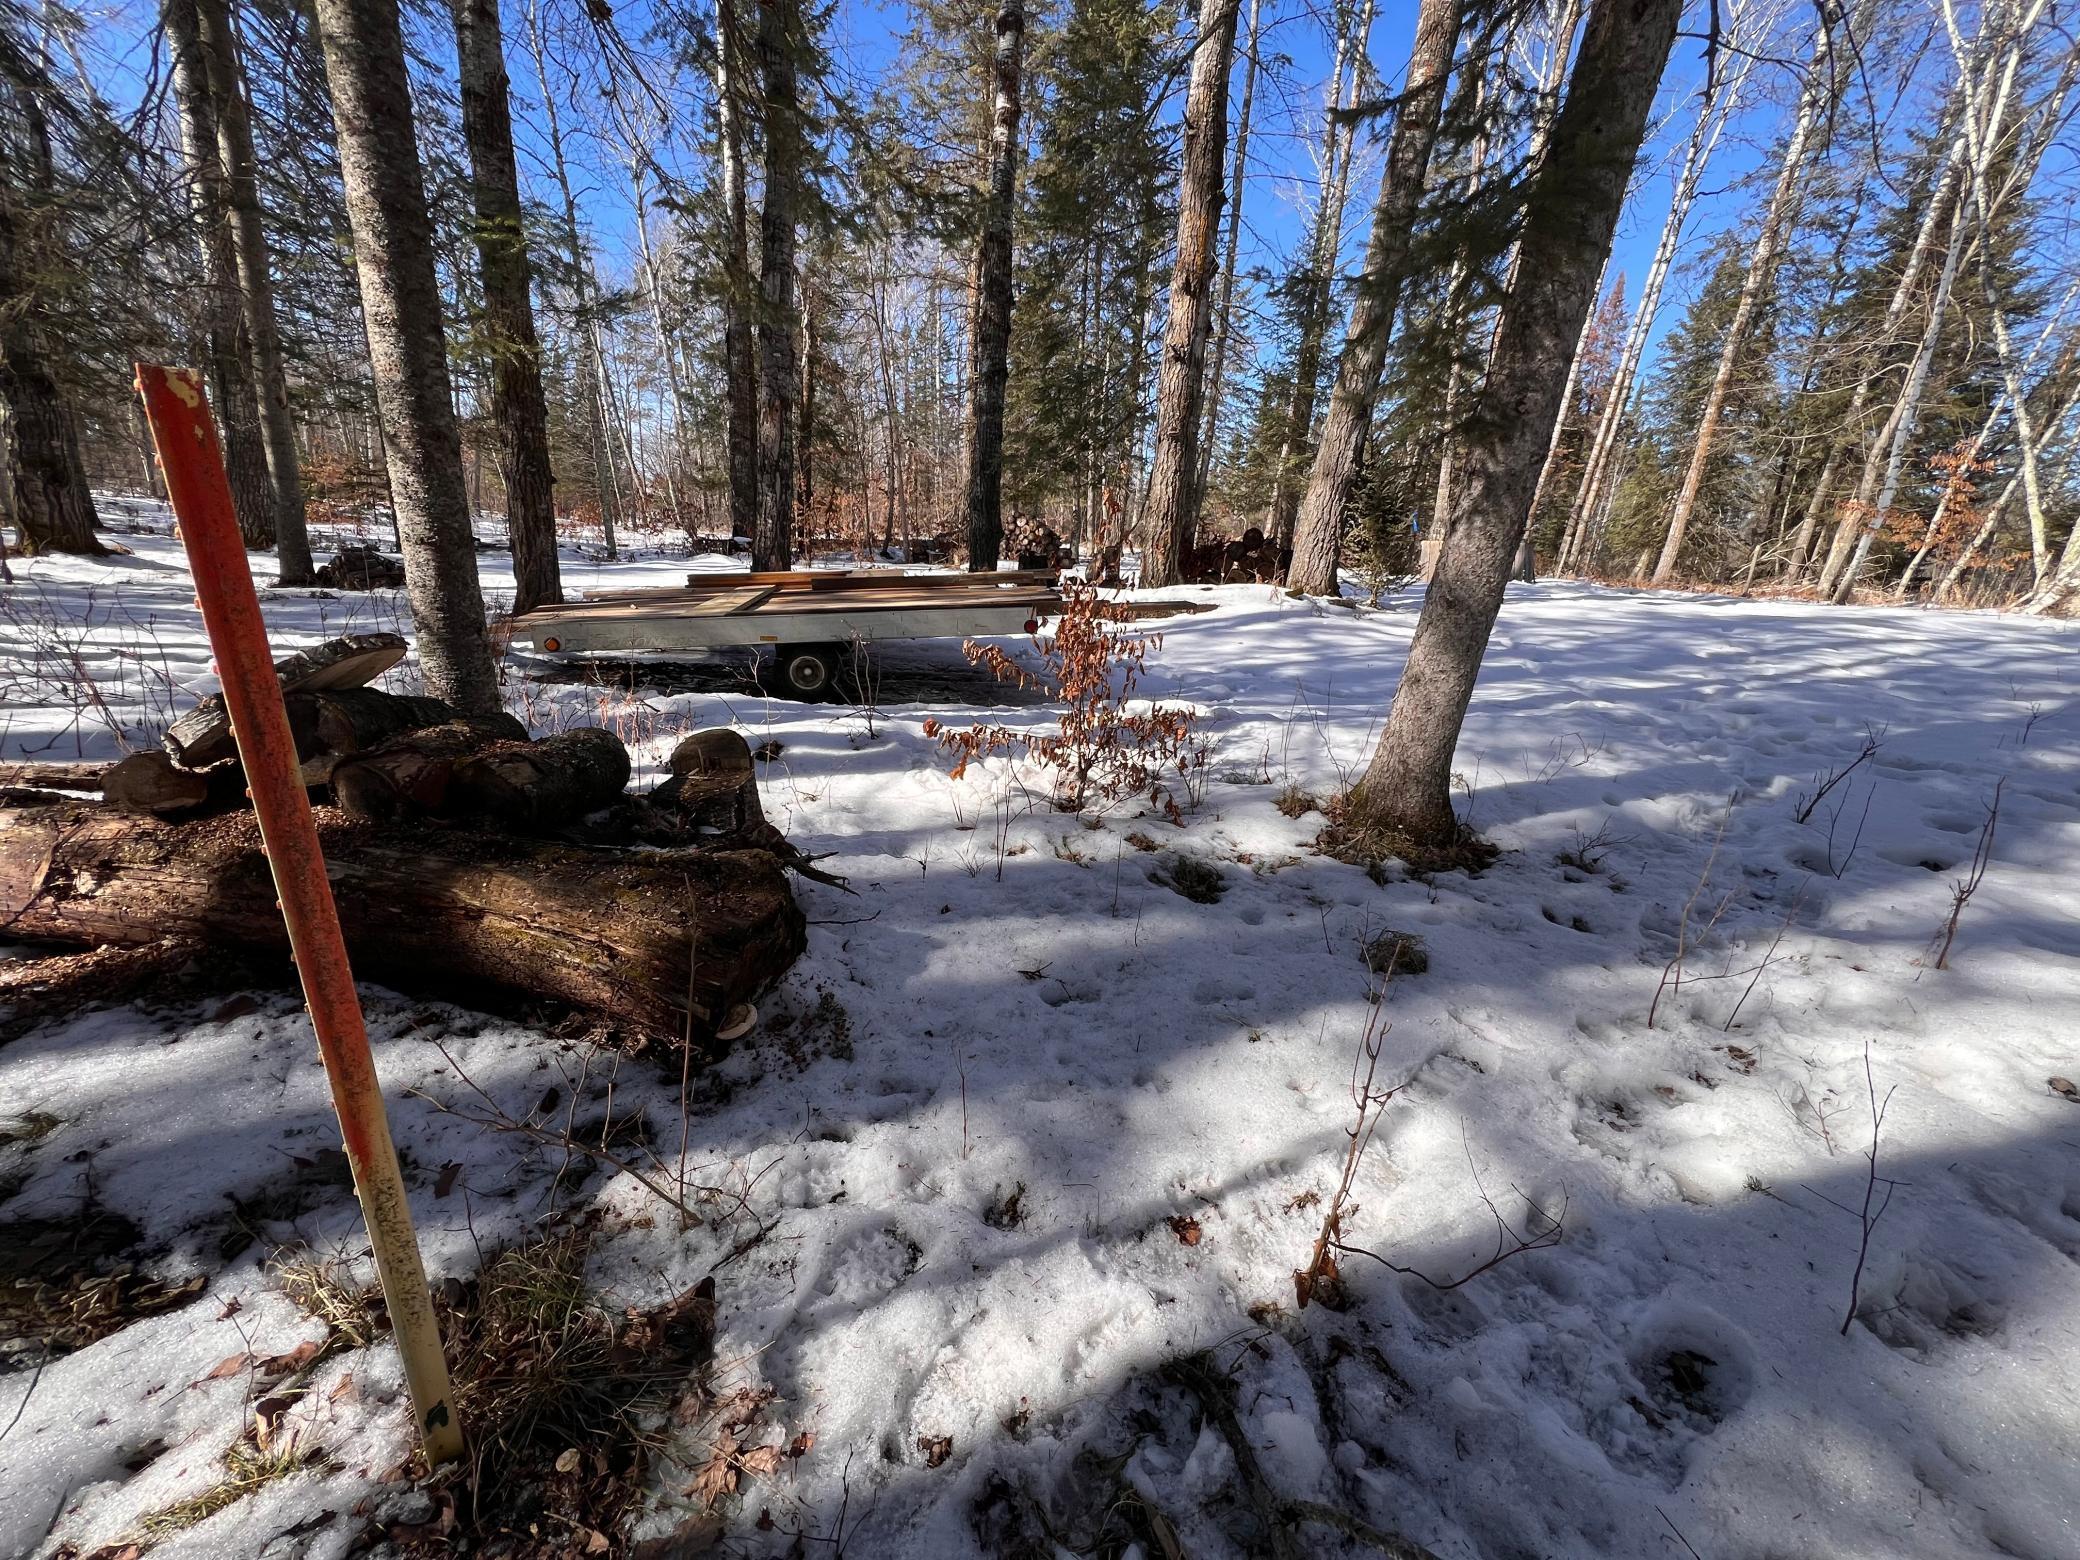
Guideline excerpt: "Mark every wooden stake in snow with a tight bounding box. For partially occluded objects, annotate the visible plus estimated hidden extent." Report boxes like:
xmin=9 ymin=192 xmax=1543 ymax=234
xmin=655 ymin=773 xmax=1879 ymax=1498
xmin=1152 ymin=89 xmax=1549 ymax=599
xmin=133 ymin=362 xmax=464 ymax=1468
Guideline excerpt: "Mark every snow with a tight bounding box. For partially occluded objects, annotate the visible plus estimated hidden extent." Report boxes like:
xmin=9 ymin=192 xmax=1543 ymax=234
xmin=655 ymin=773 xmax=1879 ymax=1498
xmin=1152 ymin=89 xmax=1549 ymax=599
xmin=4 ymin=501 xmax=2079 ymax=1559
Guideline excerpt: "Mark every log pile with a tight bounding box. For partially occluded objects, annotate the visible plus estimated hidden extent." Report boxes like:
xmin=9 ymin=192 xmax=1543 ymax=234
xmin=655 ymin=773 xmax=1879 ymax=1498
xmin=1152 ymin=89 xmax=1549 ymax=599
xmin=313 ymin=544 xmax=407 ymax=589
xmin=0 ymin=635 xmax=816 ymax=1043
xmin=1183 ymin=526 xmax=1288 ymax=584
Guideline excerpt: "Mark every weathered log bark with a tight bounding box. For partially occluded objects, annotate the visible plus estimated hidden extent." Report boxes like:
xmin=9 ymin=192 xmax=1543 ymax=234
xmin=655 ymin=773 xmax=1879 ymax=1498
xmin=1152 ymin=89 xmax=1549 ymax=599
xmin=450 ymin=726 xmax=631 ymax=831
xmin=330 ymin=715 xmax=528 ymax=821
xmin=0 ymin=801 xmax=805 ymax=1040
xmin=292 ymin=688 xmax=458 ymax=758
xmin=102 ymin=752 xmax=245 ymax=817
xmin=667 ymin=728 xmax=755 ymax=779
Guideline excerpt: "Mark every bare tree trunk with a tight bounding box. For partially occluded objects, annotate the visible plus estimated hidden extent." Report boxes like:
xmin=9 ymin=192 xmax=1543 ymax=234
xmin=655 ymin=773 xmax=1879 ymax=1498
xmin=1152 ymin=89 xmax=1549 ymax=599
xmin=451 ymin=0 xmax=561 ymax=614
xmin=964 ymin=0 xmax=1024 ymax=573
xmin=1344 ymin=0 xmax=1680 ymax=845
xmin=311 ymin=0 xmax=501 ymax=715
xmin=715 ymin=0 xmax=758 ymax=544
xmin=195 ymin=0 xmax=313 ymax=581
xmin=1649 ymin=5 xmax=1837 ymax=584
xmin=799 ymin=273 xmax=817 ymax=536
xmin=1193 ymin=0 xmax=1261 ymax=515
xmin=0 ymin=45 xmax=103 ymax=556
xmin=1564 ymin=15 xmax=1755 ymax=578
xmin=1263 ymin=0 xmax=1374 ymax=550
xmin=752 ymin=0 xmax=800 ymax=571
xmin=1283 ymin=0 xmax=1461 ymax=596
xmin=1140 ymin=0 xmax=1241 ymax=587
xmin=165 ymin=0 xmax=276 ymax=553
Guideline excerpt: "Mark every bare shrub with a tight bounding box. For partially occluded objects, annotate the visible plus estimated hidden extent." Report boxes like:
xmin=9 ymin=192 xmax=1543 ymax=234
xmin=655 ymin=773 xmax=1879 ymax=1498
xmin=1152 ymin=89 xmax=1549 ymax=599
xmin=924 ymin=580 xmax=1208 ymax=817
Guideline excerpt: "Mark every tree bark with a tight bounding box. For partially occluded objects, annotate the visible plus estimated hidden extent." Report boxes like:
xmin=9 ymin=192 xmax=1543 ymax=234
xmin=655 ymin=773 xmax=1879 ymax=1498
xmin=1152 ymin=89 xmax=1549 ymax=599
xmin=164 ymin=0 xmax=277 ymax=553
xmin=1345 ymin=0 xmax=1681 ymax=845
xmin=715 ymin=0 xmax=759 ymax=544
xmin=329 ymin=715 xmax=527 ymax=820
xmin=1139 ymin=0 xmax=1241 ymax=588
xmin=450 ymin=0 xmax=562 ymax=615
xmin=309 ymin=0 xmax=503 ymax=715
xmin=1283 ymin=0 xmax=1462 ymax=596
xmin=0 ymin=65 xmax=102 ymax=569
xmin=1193 ymin=0 xmax=1261 ymax=515
xmin=751 ymin=0 xmax=802 ymax=572
xmin=0 ymin=800 xmax=805 ymax=1041
xmin=964 ymin=0 xmax=1025 ymax=573
xmin=195 ymin=0 xmax=314 ymax=582
xmin=451 ymin=725 xmax=632 ymax=831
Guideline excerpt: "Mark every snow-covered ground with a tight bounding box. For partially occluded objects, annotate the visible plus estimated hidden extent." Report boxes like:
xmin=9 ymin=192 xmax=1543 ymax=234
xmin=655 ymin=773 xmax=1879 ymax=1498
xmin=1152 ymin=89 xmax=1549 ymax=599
xmin=3 ymin=503 xmax=2078 ymax=1559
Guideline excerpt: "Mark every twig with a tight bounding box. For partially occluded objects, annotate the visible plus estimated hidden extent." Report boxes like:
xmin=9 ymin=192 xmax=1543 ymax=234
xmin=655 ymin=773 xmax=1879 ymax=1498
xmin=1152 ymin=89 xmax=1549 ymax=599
xmin=1838 ymin=1040 xmax=1900 ymax=1337
xmin=1792 ymin=724 xmax=1884 ymax=824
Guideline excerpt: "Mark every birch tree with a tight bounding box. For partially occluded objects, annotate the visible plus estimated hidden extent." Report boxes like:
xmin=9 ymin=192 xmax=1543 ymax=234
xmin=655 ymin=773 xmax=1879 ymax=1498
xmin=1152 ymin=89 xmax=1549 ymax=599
xmin=1647 ymin=3 xmax=1838 ymax=584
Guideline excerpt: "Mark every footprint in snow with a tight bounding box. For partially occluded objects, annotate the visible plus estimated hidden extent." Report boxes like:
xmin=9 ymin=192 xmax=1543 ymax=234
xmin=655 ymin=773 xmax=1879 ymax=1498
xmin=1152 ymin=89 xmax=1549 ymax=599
xmin=1591 ymin=1303 xmax=1757 ymax=1488
xmin=1856 ymin=1259 xmax=2003 ymax=1357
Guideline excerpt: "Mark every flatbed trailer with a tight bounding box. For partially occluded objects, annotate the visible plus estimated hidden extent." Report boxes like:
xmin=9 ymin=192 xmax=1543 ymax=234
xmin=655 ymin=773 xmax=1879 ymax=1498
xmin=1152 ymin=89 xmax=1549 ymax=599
xmin=505 ymin=568 xmax=1062 ymax=697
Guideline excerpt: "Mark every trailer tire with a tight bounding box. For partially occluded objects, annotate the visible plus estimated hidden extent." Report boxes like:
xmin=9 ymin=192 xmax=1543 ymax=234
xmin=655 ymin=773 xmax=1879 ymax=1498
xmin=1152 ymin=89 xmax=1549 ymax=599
xmin=771 ymin=643 xmax=841 ymax=701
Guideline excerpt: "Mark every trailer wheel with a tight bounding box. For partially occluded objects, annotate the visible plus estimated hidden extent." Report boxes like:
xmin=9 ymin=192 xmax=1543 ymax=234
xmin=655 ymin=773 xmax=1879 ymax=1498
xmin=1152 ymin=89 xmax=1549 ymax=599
xmin=772 ymin=643 xmax=841 ymax=700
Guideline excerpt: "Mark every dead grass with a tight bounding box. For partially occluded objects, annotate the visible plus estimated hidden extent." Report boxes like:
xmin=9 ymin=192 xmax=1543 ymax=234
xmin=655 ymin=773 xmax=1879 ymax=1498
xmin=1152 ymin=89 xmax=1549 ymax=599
xmin=138 ymin=1438 xmax=334 ymax=1539
xmin=375 ymin=1232 xmax=716 ymax=1556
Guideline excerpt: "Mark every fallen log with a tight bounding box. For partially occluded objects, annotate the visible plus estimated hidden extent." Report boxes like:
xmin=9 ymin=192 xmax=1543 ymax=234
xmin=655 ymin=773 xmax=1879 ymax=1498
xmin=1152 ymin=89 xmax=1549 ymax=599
xmin=102 ymin=752 xmax=246 ymax=817
xmin=0 ymin=800 xmax=805 ymax=1041
xmin=450 ymin=727 xmax=632 ymax=832
xmin=0 ymin=761 xmax=108 ymax=792
xmin=291 ymin=688 xmax=457 ymax=758
xmin=330 ymin=717 xmax=529 ymax=821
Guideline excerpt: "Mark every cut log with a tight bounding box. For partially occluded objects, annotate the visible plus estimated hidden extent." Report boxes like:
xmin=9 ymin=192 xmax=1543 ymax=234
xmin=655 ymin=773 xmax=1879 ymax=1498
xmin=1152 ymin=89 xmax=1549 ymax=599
xmin=331 ymin=716 xmax=529 ymax=822
xmin=667 ymin=728 xmax=755 ymax=779
xmin=0 ymin=801 xmax=805 ymax=1041
xmin=450 ymin=727 xmax=632 ymax=832
xmin=164 ymin=632 xmax=408 ymax=768
xmin=291 ymin=688 xmax=457 ymax=757
xmin=101 ymin=752 xmax=246 ymax=817
xmin=0 ymin=761 xmax=109 ymax=792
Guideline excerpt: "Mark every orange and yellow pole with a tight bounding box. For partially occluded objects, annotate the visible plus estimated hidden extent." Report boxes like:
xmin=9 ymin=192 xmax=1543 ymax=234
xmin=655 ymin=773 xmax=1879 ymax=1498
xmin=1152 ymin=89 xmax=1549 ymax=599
xmin=135 ymin=364 xmax=463 ymax=1467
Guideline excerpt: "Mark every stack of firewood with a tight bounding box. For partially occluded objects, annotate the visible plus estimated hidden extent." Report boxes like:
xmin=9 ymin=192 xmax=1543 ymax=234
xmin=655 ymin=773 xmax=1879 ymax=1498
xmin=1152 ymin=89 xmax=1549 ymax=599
xmin=0 ymin=634 xmax=813 ymax=1043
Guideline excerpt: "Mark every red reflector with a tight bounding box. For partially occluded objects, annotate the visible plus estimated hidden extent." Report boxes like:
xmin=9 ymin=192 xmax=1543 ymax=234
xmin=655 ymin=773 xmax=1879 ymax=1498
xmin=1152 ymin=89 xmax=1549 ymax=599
xmin=542 ymin=636 xmax=561 ymax=652
xmin=1023 ymin=618 xmax=1039 ymax=634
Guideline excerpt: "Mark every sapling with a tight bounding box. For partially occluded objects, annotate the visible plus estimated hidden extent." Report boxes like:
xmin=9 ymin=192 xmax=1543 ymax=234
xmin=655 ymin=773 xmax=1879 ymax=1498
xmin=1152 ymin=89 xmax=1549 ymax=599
xmin=1928 ymin=778 xmax=2002 ymax=970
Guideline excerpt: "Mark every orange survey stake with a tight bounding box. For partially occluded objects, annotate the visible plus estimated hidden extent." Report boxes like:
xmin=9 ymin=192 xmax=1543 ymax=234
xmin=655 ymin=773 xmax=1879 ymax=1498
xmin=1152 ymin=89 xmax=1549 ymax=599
xmin=134 ymin=363 xmax=463 ymax=1467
